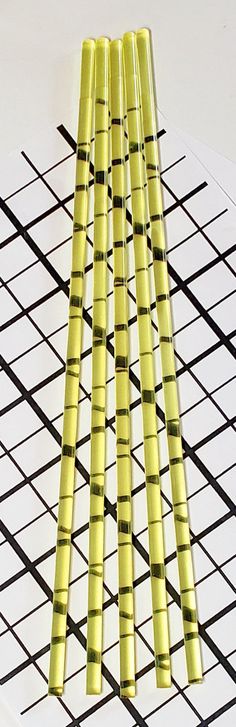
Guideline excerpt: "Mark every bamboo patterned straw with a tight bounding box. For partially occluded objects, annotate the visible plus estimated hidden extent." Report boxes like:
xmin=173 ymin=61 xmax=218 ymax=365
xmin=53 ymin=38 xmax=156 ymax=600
xmin=123 ymin=31 xmax=171 ymax=688
xmin=110 ymin=39 xmax=136 ymax=699
xmin=136 ymin=28 xmax=203 ymax=684
xmin=48 ymin=39 xmax=95 ymax=697
xmin=86 ymin=37 xmax=109 ymax=696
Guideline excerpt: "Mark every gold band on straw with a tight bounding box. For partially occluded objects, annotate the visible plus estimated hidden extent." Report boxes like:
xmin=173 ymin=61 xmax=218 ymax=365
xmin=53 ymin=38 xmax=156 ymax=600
xmin=48 ymin=39 xmax=95 ymax=697
xmin=110 ymin=38 xmax=136 ymax=699
xmin=136 ymin=27 xmax=203 ymax=685
xmin=86 ymin=36 xmax=109 ymax=696
xmin=123 ymin=31 xmax=171 ymax=688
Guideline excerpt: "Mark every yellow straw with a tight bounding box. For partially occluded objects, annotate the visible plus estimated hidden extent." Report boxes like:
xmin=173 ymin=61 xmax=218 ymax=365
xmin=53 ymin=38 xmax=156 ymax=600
xmin=48 ymin=39 xmax=95 ymax=696
xmin=123 ymin=31 xmax=171 ymax=688
xmin=86 ymin=36 xmax=109 ymax=696
xmin=110 ymin=38 xmax=136 ymax=698
xmin=136 ymin=27 xmax=203 ymax=684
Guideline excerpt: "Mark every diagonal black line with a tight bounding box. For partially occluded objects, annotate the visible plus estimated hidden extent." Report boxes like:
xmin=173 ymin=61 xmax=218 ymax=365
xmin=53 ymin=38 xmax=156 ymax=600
xmin=175 ymin=329 xmax=236 ymax=379
xmin=164 ymin=181 xmax=208 ymax=216
xmin=167 ymin=208 xmax=228 ymax=255
xmin=1 ymin=364 xmax=64 ymax=418
xmin=0 ymin=450 xmax=61 ymax=503
xmin=0 ymin=282 xmax=68 ymax=403
xmin=21 ymin=150 xmax=73 ymax=220
xmin=4 ymin=151 xmax=74 ymax=204
xmin=0 ymin=197 xmax=74 ymax=250
xmin=1 ymin=219 xmax=95 ymax=332
xmin=161 ymin=176 xmax=235 ymax=279
xmin=181 ymin=242 xmax=236 ymax=287
xmin=180 ymin=439 xmax=235 ymax=514
xmin=57 ymin=125 xmax=77 ymax=152
xmin=3 ymin=230 xmax=72 ymax=290
xmin=190 ymin=510 xmax=235 ymax=550
xmin=187 ymin=461 xmax=236 ymax=504
xmin=161 ymin=154 xmax=186 ymax=175
xmin=0 ymin=282 xmax=63 ymax=332
xmin=0 ymin=197 xmax=69 ymax=293
xmin=0 ymin=354 xmax=61 ymax=447
xmin=203 ymin=600 xmax=236 ymax=632
xmin=177 ymin=369 xmax=236 ymax=434
xmin=191 ymin=415 xmax=236 ymax=453
xmin=0 ymin=614 xmax=74 ymax=722
xmin=61 ymin=692 xmax=115 ymax=727
xmin=170 ymin=290 xmax=236 ymax=348
xmin=167 ymin=260 xmax=236 ymax=358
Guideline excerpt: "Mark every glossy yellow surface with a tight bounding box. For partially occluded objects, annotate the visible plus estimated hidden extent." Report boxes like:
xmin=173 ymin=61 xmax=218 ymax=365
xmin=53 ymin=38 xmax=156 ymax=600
xmin=110 ymin=39 xmax=136 ymax=698
xmin=123 ymin=31 xmax=171 ymax=688
xmin=136 ymin=27 xmax=202 ymax=684
xmin=48 ymin=39 xmax=95 ymax=697
xmin=86 ymin=37 xmax=109 ymax=696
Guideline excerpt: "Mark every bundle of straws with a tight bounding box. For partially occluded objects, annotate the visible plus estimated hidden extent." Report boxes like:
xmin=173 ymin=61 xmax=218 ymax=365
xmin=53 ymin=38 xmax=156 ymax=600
xmin=48 ymin=28 xmax=202 ymax=699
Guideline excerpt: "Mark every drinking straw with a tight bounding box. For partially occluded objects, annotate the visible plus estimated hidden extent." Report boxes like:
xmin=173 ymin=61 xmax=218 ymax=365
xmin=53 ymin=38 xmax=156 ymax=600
xmin=110 ymin=39 xmax=136 ymax=699
xmin=48 ymin=39 xmax=95 ymax=697
xmin=123 ymin=31 xmax=171 ymax=688
xmin=86 ymin=36 xmax=109 ymax=696
xmin=136 ymin=27 xmax=203 ymax=684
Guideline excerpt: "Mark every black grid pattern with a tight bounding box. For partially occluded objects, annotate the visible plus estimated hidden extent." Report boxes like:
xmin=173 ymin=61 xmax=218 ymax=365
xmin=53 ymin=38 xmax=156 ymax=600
xmin=0 ymin=119 xmax=236 ymax=727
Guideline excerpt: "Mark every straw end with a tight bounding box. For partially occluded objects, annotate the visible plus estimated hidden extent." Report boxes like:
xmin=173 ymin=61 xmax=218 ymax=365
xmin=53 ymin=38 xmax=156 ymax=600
xmin=136 ymin=27 xmax=150 ymax=39
xmin=48 ymin=686 xmax=63 ymax=697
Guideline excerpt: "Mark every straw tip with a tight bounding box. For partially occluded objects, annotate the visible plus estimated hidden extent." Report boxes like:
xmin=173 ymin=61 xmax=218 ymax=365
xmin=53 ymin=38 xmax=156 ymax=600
xmin=189 ymin=678 xmax=204 ymax=685
xmin=136 ymin=27 xmax=150 ymax=40
xmin=82 ymin=38 xmax=95 ymax=48
xmin=96 ymin=36 xmax=110 ymax=47
xmin=110 ymin=38 xmax=122 ymax=49
xmin=48 ymin=686 xmax=63 ymax=697
xmin=123 ymin=31 xmax=135 ymax=43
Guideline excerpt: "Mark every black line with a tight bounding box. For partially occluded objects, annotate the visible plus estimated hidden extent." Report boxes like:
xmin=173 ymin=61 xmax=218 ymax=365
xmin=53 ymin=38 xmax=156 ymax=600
xmin=3 ymin=150 xmax=74 ymax=203
xmin=182 ymin=242 xmax=236 ymax=287
xmin=0 ymin=613 xmax=74 ymax=721
xmin=0 ymin=197 xmax=69 ymax=293
xmin=167 ymin=208 xmax=228 ymax=255
xmin=161 ymin=176 xmax=236 ymax=280
xmin=57 ymin=124 xmax=77 ymax=152
xmin=0 ymin=354 xmax=61 ymax=448
xmin=164 ymin=181 xmax=208 ymax=216
xmin=21 ymin=150 xmax=73 ymax=222
xmin=168 ymin=262 xmax=236 ymax=358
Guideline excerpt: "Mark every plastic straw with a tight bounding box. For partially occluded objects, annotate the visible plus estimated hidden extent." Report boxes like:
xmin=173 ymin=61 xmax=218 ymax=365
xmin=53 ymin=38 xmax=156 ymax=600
xmin=110 ymin=38 xmax=136 ymax=698
xmin=86 ymin=36 xmax=109 ymax=695
xmin=136 ymin=27 xmax=203 ymax=684
xmin=48 ymin=38 xmax=95 ymax=697
xmin=123 ymin=31 xmax=171 ymax=688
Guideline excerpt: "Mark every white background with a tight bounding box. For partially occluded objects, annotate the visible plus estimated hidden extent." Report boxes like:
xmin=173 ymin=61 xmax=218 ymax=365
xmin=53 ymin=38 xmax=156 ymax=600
xmin=0 ymin=0 xmax=236 ymax=161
